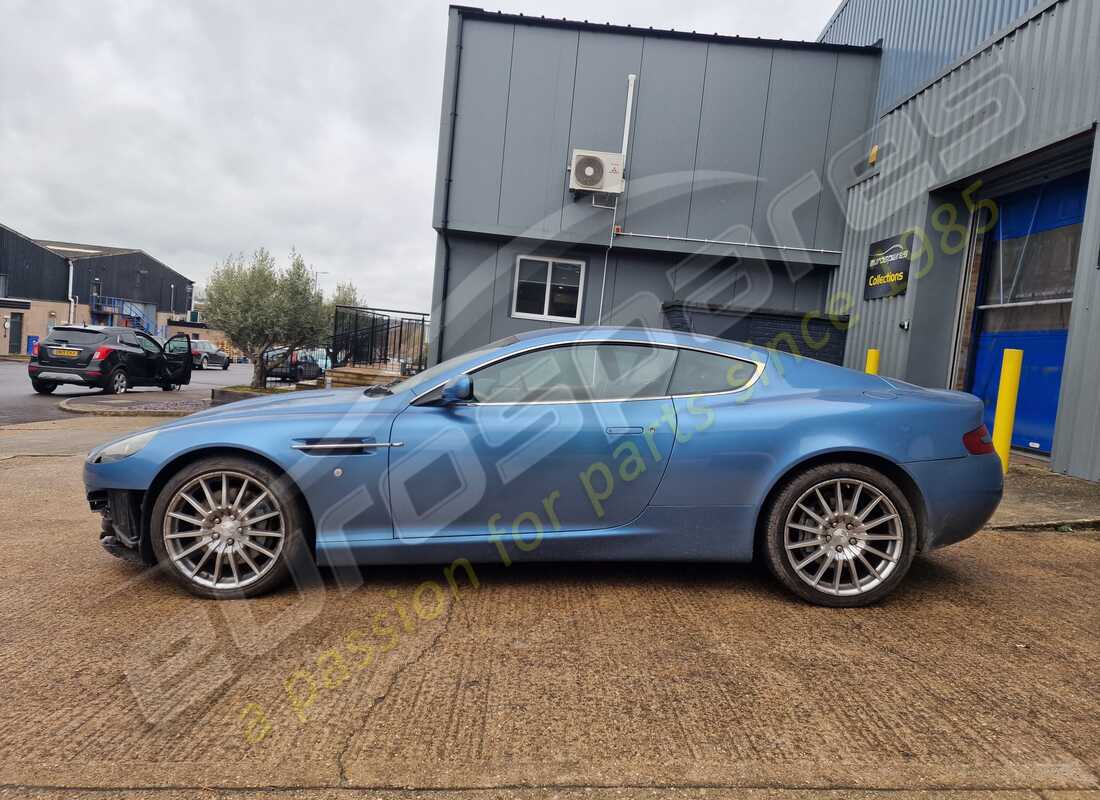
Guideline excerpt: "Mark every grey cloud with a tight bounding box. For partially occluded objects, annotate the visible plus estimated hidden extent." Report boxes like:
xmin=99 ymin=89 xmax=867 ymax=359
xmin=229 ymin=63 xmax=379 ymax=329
xmin=0 ymin=0 xmax=838 ymax=311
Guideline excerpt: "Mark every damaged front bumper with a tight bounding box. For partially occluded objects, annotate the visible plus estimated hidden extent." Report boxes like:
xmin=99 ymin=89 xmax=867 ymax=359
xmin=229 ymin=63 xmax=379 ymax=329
xmin=89 ymin=489 xmax=151 ymax=565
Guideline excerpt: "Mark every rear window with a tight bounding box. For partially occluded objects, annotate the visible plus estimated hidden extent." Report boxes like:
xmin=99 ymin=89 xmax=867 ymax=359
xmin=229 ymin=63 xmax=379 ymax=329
xmin=668 ymin=350 xmax=758 ymax=396
xmin=46 ymin=329 xmax=107 ymax=345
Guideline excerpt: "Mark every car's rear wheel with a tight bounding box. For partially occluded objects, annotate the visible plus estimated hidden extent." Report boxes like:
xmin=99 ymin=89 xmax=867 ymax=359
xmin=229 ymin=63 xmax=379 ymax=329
xmin=150 ymin=456 xmax=310 ymax=599
xmin=105 ymin=369 xmax=128 ymax=395
xmin=763 ymin=462 xmax=917 ymax=607
xmin=31 ymin=379 xmax=57 ymax=394
xmin=200 ymin=355 xmax=209 ymax=370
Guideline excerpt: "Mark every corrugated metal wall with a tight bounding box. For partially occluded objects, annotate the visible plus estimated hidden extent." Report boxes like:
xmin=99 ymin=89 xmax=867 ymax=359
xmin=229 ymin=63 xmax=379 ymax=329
xmin=0 ymin=224 xmax=69 ymax=302
xmin=436 ymin=10 xmax=879 ymax=253
xmin=820 ymin=0 xmax=1044 ymax=115
xmin=827 ymin=0 xmax=1100 ymax=480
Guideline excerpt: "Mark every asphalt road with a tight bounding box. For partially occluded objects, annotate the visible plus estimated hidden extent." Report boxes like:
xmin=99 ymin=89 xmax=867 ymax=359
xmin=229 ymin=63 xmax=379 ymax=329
xmin=0 ymin=416 xmax=1097 ymax=799
xmin=0 ymin=360 xmax=249 ymax=425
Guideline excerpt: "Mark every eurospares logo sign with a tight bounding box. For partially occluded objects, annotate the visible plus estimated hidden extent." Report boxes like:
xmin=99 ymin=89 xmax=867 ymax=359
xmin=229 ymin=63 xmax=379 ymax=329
xmin=864 ymin=235 xmax=911 ymax=300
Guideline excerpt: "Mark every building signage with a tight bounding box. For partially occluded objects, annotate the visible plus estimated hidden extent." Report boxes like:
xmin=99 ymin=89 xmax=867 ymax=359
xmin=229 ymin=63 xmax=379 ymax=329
xmin=864 ymin=234 xmax=911 ymax=300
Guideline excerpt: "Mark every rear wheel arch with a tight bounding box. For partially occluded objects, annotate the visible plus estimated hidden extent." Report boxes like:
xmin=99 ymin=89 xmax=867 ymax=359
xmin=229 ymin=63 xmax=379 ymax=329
xmin=138 ymin=447 xmax=317 ymax=564
xmin=752 ymin=450 xmax=928 ymax=561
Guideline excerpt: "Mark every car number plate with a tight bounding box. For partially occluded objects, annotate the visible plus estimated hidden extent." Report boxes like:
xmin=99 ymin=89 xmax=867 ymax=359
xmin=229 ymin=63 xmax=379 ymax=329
xmin=52 ymin=348 xmax=80 ymax=357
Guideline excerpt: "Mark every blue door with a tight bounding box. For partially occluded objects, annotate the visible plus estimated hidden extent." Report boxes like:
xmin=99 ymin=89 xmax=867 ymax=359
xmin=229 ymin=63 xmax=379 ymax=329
xmin=387 ymin=343 xmax=679 ymax=540
xmin=968 ymin=171 xmax=1087 ymax=455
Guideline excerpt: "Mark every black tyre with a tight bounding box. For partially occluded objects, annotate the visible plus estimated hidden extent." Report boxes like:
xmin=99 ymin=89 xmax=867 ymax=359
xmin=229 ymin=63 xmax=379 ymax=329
xmin=104 ymin=369 xmax=128 ymax=395
xmin=200 ymin=355 xmax=209 ymax=370
xmin=31 ymin=379 xmax=58 ymax=395
xmin=161 ymin=383 xmax=177 ymax=391
xmin=762 ymin=462 xmax=918 ymax=608
xmin=149 ymin=456 xmax=311 ymax=599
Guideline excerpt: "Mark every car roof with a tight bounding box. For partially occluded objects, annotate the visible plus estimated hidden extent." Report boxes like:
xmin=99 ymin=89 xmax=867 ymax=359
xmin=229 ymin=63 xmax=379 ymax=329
xmin=51 ymin=325 xmax=137 ymax=335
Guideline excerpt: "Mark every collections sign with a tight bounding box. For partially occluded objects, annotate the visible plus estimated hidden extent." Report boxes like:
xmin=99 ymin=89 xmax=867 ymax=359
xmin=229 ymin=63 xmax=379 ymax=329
xmin=864 ymin=234 xmax=912 ymax=300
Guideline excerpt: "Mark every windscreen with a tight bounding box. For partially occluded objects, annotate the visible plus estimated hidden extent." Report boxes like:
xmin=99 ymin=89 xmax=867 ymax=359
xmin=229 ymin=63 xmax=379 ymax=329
xmin=46 ymin=329 xmax=107 ymax=345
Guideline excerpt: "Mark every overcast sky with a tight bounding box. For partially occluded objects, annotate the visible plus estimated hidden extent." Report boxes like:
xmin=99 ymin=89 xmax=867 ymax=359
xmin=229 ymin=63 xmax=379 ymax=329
xmin=0 ymin=0 xmax=839 ymax=310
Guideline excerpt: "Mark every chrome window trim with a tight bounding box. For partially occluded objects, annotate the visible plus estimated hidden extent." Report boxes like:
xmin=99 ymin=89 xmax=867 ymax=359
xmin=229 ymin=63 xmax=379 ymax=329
xmin=510 ymin=255 xmax=586 ymax=324
xmin=409 ymin=340 xmax=766 ymax=407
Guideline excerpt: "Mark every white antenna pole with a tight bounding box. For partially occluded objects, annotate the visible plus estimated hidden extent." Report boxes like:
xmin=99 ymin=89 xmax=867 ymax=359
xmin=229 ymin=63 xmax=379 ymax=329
xmin=621 ymin=73 xmax=637 ymax=157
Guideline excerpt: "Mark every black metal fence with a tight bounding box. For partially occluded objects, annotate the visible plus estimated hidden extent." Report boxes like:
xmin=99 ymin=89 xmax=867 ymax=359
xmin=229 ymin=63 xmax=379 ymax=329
xmin=331 ymin=306 xmax=429 ymax=375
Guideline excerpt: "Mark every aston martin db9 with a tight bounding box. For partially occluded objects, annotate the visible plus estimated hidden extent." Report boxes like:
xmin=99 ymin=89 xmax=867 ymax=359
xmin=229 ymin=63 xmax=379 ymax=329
xmin=84 ymin=327 xmax=1002 ymax=606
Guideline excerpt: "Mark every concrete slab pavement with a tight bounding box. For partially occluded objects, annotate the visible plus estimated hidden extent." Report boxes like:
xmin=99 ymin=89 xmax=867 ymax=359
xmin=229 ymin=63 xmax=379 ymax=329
xmin=0 ymin=416 xmax=1097 ymax=796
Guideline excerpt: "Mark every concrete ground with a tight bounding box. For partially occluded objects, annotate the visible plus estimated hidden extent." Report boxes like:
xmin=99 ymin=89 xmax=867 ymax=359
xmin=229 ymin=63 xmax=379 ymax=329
xmin=0 ymin=416 xmax=1097 ymax=799
xmin=992 ymin=459 xmax=1100 ymax=529
xmin=0 ymin=360 xmax=248 ymax=425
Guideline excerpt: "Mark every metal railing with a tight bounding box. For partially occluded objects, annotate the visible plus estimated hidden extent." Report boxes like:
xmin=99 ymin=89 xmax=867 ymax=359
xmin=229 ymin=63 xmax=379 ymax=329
xmin=91 ymin=294 xmax=155 ymax=333
xmin=331 ymin=306 xmax=429 ymax=375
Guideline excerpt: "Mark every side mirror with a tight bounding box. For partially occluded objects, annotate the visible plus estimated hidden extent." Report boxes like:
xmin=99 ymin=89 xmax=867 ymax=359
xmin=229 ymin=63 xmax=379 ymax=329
xmin=440 ymin=375 xmax=473 ymax=404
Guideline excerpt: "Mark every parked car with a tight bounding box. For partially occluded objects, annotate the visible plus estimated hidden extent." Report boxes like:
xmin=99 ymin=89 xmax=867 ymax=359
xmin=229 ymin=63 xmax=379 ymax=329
xmin=190 ymin=339 xmax=231 ymax=370
xmin=29 ymin=326 xmax=193 ymax=394
xmin=264 ymin=350 xmax=324 ymax=382
xmin=84 ymin=327 xmax=1003 ymax=606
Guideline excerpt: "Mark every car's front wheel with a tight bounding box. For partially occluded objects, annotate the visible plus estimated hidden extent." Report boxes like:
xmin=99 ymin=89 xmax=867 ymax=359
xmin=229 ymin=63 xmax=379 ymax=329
xmin=762 ymin=462 xmax=917 ymax=607
xmin=150 ymin=456 xmax=310 ymax=599
xmin=200 ymin=355 xmax=209 ymax=370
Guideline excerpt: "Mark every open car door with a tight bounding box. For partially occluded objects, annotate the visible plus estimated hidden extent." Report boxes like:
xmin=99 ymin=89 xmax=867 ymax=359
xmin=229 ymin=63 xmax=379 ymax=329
xmin=163 ymin=333 xmax=194 ymax=387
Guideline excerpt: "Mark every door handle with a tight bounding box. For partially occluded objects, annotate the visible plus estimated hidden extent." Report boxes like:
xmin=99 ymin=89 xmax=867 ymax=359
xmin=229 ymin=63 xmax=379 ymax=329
xmin=606 ymin=426 xmax=644 ymax=435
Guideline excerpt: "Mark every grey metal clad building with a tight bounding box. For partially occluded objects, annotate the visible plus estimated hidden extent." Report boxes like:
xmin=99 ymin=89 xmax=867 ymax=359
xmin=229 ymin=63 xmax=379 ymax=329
xmin=430 ymin=0 xmax=1100 ymax=482
xmin=818 ymin=0 xmax=1046 ymax=114
xmin=820 ymin=0 xmax=1100 ymax=481
xmin=430 ymin=6 xmax=881 ymax=364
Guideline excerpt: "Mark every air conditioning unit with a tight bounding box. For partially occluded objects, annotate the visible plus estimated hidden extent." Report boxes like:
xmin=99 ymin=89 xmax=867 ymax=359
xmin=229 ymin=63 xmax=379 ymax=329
xmin=569 ymin=149 xmax=625 ymax=194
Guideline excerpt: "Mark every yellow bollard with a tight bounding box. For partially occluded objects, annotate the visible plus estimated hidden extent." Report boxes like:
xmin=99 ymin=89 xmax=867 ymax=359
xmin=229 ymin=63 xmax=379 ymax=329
xmin=865 ymin=348 xmax=881 ymax=375
xmin=991 ymin=348 xmax=1024 ymax=474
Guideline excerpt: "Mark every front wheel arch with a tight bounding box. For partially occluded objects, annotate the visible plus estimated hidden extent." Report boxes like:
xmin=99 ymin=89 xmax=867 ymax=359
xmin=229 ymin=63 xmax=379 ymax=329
xmin=752 ymin=450 xmax=928 ymax=562
xmin=138 ymin=447 xmax=317 ymax=564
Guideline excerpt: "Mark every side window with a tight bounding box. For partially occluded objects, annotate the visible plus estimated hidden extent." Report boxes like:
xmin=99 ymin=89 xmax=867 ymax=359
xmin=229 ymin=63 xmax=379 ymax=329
xmin=667 ymin=350 xmax=758 ymax=396
xmin=136 ymin=334 xmax=161 ymax=356
xmin=471 ymin=344 xmax=676 ymax=404
xmin=511 ymin=256 xmax=584 ymax=323
xmin=165 ymin=338 xmax=190 ymax=355
xmin=120 ymin=333 xmax=139 ymax=347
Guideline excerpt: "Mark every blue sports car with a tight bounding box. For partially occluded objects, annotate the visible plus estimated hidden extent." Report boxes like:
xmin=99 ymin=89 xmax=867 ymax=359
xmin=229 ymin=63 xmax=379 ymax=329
xmin=85 ymin=327 xmax=1003 ymax=607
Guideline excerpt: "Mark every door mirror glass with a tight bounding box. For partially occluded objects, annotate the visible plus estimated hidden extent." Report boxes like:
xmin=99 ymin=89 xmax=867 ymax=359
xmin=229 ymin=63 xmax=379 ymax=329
xmin=440 ymin=375 xmax=473 ymax=404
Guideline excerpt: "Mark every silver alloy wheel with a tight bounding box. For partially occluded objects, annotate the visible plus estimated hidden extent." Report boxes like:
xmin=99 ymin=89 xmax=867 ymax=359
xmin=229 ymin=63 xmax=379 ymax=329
xmin=783 ymin=478 xmax=904 ymax=597
xmin=162 ymin=470 xmax=286 ymax=590
xmin=112 ymin=371 xmax=127 ymax=394
xmin=201 ymin=355 xmax=209 ymax=369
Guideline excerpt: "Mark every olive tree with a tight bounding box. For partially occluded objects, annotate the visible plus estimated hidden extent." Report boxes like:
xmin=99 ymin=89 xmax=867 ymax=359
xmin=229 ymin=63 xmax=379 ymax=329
xmin=204 ymin=248 xmax=328 ymax=388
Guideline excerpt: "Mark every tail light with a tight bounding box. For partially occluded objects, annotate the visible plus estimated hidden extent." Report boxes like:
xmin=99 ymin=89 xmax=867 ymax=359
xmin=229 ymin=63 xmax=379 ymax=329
xmin=963 ymin=425 xmax=995 ymax=455
xmin=31 ymin=341 xmax=39 ymax=357
xmin=91 ymin=346 xmax=111 ymax=361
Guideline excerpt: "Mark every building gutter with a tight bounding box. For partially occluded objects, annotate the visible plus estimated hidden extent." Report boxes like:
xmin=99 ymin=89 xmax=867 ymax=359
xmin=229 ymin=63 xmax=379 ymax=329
xmin=435 ymin=12 xmax=464 ymax=364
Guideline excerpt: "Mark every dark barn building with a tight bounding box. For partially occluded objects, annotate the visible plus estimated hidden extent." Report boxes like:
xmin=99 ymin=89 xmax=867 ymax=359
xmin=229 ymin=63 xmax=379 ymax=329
xmin=0 ymin=222 xmax=192 ymax=354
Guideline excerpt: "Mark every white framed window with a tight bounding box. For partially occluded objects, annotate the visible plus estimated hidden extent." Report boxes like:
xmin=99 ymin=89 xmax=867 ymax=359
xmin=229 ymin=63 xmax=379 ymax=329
xmin=511 ymin=256 xmax=585 ymax=324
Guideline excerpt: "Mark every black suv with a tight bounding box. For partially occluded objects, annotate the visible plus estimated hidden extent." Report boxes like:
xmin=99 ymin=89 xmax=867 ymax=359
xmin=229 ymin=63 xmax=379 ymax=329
xmin=28 ymin=326 xmax=193 ymax=394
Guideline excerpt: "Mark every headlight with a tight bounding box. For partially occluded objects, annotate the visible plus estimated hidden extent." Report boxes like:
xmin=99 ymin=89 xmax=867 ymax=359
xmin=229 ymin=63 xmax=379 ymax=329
xmin=89 ymin=430 xmax=158 ymax=464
